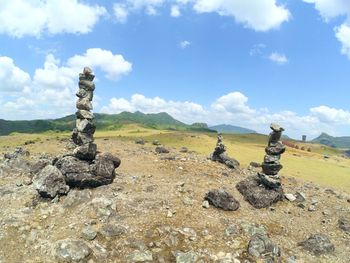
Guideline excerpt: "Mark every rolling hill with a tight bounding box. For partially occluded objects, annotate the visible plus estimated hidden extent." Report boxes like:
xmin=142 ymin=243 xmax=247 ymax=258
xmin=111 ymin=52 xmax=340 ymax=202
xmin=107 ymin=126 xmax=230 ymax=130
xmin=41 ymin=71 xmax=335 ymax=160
xmin=0 ymin=111 xmax=215 ymax=136
xmin=209 ymin=124 xmax=256 ymax=134
xmin=312 ymin=133 xmax=350 ymax=149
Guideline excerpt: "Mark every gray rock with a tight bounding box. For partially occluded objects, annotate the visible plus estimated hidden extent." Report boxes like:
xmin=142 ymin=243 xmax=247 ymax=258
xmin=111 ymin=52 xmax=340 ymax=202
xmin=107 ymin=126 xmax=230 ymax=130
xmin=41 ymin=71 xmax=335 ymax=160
xmin=32 ymin=165 xmax=69 ymax=198
xmin=294 ymin=192 xmax=306 ymax=202
xmin=76 ymin=88 xmax=93 ymax=101
xmin=99 ymin=224 xmax=127 ymax=237
xmin=284 ymin=193 xmax=296 ymax=202
xmin=225 ymin=225 xmax=239 ymax=236
xmin=308 ymin=205 xmax=317 ymax=212
xmin=155 ymin=146 xmax=170 ymax=154
xmin=76 ymin=119 xmax=96 ymax=135
xmin=240 ymin=222 xmax=267 ymax=236
xmin=135 ymin=138 xmax=145 ymax=145
xmin=202 ymin=200 xmax=210 ymax=209
xmin=338 ymin=218 xmax=350 ymax=232
xmin=249 ymin=161 xmax=262 ymax=168
xmin=79 ymin=80 xmax=95 ymax=91
xmin=73 ymin=143 xmax=97 ymax=161
xmin=55 ymin=239 xmax=92 ymax=262
xmin=212 ymin=153 xmax=240 ymax=169
xmin=179 ymin=147 xmax=189 ymax=153
xmin=204 ymin=189 xmax=240 ymax=211
xmin=248 ymin=234 xmax=280 ymax=258
xmin=125 ymin=250 xmax=153 ymax=262
xmin=261 ymin=162 xmax=283 ymax=175
xmin=174 ymin=251 xmax=198 ymax=263
xmin=236 ymin=176 xmax=284 ymax=209
xmin=55 ymin=156 xmax=116 ymax=188
xmin=81 ymin=225 xmax=97 ymax=241
xmin=72 ymin=130 xmax=93 ymax=145
xmin=152 ymin=140 xmax=161 ymax=146
xmin=298 ymin=234 xmax=335 ymax=256
xmin=76 ymin=98 xmax=93 ymax=111
xmin=265 ymin=142 xmax=286 ymax=155
xmin=76 ymin=110 xmax=94 ymax=120
xmin=30 ymin=159 xmax=51 ymax=175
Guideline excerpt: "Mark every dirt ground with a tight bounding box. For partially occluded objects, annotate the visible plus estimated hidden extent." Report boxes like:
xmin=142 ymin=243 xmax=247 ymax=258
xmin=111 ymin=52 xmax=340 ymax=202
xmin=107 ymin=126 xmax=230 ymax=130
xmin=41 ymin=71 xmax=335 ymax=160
xmin=0 ymin=137 xmax=349 ymax=262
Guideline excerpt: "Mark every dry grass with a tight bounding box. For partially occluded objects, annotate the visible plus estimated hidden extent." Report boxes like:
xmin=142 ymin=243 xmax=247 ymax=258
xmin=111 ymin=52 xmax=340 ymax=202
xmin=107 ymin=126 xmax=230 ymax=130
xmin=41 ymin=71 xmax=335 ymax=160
xmin=1 ymin=125 xmax=349 ymax=191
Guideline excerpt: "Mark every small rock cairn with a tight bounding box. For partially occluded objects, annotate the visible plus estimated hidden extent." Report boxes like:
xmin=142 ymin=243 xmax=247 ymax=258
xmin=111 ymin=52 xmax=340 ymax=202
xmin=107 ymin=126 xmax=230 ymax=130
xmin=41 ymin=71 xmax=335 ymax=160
xmin=72 ymin=67 xmax=97 ymax=160
xmin=210 ymin=133 xmax=240 ymax=169
xmin=33 ymin=67 xmax=121 ymax=199
xmin=258 ymin=123 xmax=286 ymax=188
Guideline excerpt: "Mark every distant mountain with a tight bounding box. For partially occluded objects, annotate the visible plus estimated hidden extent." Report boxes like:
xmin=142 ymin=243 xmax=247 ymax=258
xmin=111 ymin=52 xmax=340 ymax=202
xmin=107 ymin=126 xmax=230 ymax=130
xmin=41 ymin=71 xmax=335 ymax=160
xmin=312 ymin=133 xmax=350 ymax=148
xmin=210 ymin=124 xmax=256 ymax=134
xmin=0 ymin=111 xmax=215 ymax=136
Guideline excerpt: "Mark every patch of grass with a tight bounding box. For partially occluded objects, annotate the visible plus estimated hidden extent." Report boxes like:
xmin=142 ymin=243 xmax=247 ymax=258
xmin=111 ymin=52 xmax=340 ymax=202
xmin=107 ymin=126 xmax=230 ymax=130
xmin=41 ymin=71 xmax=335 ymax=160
xmin=1 ymin=125 xmax=349 ymax=191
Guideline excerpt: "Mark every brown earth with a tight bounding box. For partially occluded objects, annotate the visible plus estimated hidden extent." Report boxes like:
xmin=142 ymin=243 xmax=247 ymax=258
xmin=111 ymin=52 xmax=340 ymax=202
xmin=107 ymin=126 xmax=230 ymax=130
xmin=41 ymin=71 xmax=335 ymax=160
xmin=0 ymin=137 xmax=349 ymax=263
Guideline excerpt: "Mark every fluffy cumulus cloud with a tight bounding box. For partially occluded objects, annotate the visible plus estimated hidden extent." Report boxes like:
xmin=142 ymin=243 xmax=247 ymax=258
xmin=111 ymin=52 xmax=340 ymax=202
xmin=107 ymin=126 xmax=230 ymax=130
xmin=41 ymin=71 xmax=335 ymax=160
xmin=113 ymin=0 xmax=290 ymax=31
xmin=0 ymin=49 xmax=132 ymax=120
xmin=303 ymin=0 xmax=350 ymax=58
xmin=0 ymin=0 xmax=106 ymax=38
xmin=268 ymin=52 xmax=288 ymax=64
xmin=101 ymin=91 xmax=350 ymax=138
xmin=101 ymin=94 xmax=206 ymax=124
xmin=0 ymin=56 xmax=31 ymax=93
xmin=192 ymin=0 xmax=290 ymax=31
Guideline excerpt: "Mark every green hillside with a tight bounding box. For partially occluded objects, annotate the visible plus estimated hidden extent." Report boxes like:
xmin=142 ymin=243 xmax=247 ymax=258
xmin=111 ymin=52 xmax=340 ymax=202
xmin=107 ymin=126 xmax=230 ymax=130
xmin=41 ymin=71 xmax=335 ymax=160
xmin=312 ymin=132 xmax=350 ymax=149
xmin=0 ymin=111 xmax=215 ymax=136
xmin=210 ymin=124 xmax=256 ymax=134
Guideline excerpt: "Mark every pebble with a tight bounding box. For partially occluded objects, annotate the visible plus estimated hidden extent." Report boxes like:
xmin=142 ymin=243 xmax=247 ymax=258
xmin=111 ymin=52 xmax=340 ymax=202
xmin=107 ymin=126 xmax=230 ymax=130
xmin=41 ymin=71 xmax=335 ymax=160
xmin=202 ymin=200 xmax=210 ymax=209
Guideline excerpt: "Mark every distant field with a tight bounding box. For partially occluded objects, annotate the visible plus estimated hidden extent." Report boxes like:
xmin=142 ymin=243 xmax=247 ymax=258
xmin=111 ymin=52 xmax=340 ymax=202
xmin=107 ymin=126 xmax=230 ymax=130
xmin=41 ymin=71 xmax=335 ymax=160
xmin=1 ymin=125 xmax=349 ymax=192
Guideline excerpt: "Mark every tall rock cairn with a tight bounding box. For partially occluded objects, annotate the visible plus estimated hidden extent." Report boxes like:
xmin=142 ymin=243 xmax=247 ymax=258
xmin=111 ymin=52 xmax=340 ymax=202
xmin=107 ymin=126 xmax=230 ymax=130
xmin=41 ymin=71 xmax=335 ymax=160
xmin=72 ymin=67 xmax=97 ymax=161
xmin=259 ymin=123 xmax=286 ymax=188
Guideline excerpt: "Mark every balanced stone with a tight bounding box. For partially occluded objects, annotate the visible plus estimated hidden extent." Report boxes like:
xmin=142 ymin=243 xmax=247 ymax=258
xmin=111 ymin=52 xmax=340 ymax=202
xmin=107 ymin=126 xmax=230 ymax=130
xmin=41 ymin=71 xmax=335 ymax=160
xmin=76 ymin=119 xmax=96 ymax=135
xmin=210 ymin=133 xmax=240 ymax=169
xmin=73 ymin=143 xmax=97 ymax=161
xmin=76 ymin=97 xmax=93 ymax=111
xmin=76 ymin=110 xmax=94 ymax=120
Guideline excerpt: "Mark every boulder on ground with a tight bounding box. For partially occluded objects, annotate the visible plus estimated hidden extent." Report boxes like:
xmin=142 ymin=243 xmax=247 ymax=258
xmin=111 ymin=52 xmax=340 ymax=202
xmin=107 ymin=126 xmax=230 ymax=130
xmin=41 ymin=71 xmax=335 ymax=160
xmin=155 ymin=146 xmax=170 ymax=154
xmin=32 ymin=165 xmax=69 ymax=198
xmin=338 ymin=218 xmax=350 ymax=233
xmin=211 ymin=153 xmax=240 ymax=169
xmin=55 ymin=154 xmax=119 ymax=189
xmin=236 ymin=176 xmax=283 ymax=209
xmin=135 ymin=138 xmax=145 ymax=145
xmin=248 ymin=233 xmax=280 ymax=258
xmin=298 ymin=234 xmax=335 ymax=256
xmin=204 ymin=189 xmax=240 ymax=211
xmin=55 ymin=239 xmax=92 ymax=262
xmin=73 ymin=143 xmax=97 ymax=161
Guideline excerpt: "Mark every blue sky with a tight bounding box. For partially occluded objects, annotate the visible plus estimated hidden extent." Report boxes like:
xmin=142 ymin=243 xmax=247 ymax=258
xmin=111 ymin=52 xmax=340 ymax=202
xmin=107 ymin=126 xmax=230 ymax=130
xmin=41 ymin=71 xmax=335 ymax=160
xmin=0 ymin=0 xmax=350 ymax=139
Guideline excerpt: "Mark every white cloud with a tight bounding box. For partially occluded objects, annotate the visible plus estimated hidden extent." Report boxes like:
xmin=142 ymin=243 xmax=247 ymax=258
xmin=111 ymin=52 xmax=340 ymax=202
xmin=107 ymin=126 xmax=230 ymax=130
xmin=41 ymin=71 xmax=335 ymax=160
xmin=303 ymin=0 xmax=350 ymax=59
xmin=101 ymin=94 xmax=207 ymax=124
xmin=0 ymin=56 xmax=31 ymax=93
xmin=171 ymin=5 xmax=181 ymax=17
xmin=0 ymin=49 xmax=132 ymax=120
xmin=250 ymin=43 xmax=266 ymax=56
xmin=101 ymin=91 xmax=350 ymax=138
xmin=335 ymin=23 xmax=350 ymax=58
xmin=67 ymin=48 xmax=132 ymax=80
xmin=0 ymin=0 xmax=106 ymax=38
xmin=268 ymin=52 xmax=288 ymax=64
xmin=180 ymin=40 xmax=191 ymax=49
xmin=113 ymin=0 xmax=290 ymax=31
xmin=192 ymin=0 xmax=291 ymax=31
xmin=310 ymin=105 xmax=350 ymax=124
xmin=114 ymin=3 xmax=129 ymax=24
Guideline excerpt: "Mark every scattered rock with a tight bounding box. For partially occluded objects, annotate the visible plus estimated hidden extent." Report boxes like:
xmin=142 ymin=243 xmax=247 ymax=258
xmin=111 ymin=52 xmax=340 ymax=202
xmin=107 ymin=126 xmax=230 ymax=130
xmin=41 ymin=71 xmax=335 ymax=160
xmin=152 ymin=140 xmax=161 ymax=146
xmin=249 ymin=161 xmax=261 ymax=168
xmin=202 ymin=200 xmax=210 ymax=209
xmin=338 ymin=218 xmax=350 ymax=232
xmin=32 ymin=165 xmax=69 ymax=198
xmin=248 ymin=234 xmax=280 ymax=258
xmin=135 ymin=138 xmax=145 ymax=145
xmin=285 ymin=193 xmax=296 ymax=202
xmin=174 ymin=251 xmax=198 ymax=263
xmin=179 ymin=147 xmax=189 ymax=153
xmin=204 ymin=189 xmax=240 ymax=211
xmin=298 ymin=234 xmax=335 ymax=256
xmin=294 ymin=192 xmax=306 ymax=202
xmin=236 ymin=176 xmax=283 ymax=209
xmin=55 ymin=239 xmax=92 ymax=262
xmin=81 ymin=225 xmax=97 ymax=241
xmin=99 ymin=224 xmax=127 ymax=238
xmin=155 ymin=146 xmax=170 ymax=154
xmin=125 ymin=250 xmax=153 ymax=262
xmin=308 ymin=205 xmax=317 ymax=212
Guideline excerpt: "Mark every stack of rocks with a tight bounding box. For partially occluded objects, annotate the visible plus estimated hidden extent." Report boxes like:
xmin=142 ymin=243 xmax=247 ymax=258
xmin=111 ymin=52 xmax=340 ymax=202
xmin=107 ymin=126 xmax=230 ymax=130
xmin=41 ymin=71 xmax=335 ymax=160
xmin=236 ymin=124 xmax=285 ymax=209
xmin=258 ymin=123 xmax=286 ymax=188
xmin=210 ymin=133 xmax=240 ymax=169
xmin=33 ymin=68 xmax=121 ymax=199
xmin=72 ymin=67 xmax=97 ymax=161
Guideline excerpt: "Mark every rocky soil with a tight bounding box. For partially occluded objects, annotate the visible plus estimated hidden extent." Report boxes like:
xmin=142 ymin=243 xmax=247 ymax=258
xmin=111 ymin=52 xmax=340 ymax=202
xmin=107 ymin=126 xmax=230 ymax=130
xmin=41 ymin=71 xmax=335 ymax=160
xmin=0 ymin=138 xmax=349 ymax=262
